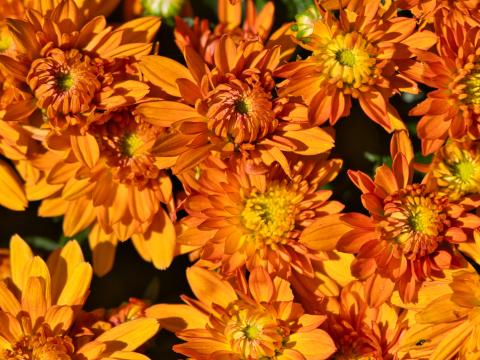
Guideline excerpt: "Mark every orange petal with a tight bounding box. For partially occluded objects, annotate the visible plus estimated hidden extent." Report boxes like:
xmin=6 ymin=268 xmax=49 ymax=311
xmin=0 ymin=160 xmax=27 ymax=211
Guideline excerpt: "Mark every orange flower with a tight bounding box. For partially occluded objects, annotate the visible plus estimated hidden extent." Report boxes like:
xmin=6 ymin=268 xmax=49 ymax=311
xmin=174 ymin=0 xmax=294 ymax=66
xmin=326 ymin=281 xmax=408 ymax=359
xmin=399 ymin=266 xmax=480 ymax=359
xmin=0 ymin=235 xmax=160 ymax=359
xmin=424 ymin=137 xmax=480 ymax=201
xmin=147 ymin=266 xmax=336 ymax=359
xmin=30 ymin=105 xmax=177 ymax=276
xmin=0 ymin=0 xmax=158 ymax=136
xmin=176 ymin=155 xmax=343 ymax=277
xmin=139 ymin=36 xmax=335 ymax=175
xmin=336 ymin=131 xmax=480 ymax=303
xmin=73 ymin=297 xmax=150 ymax=348
xmin=412 ymin=23 xmax=480 ymax=154
xmin=275 ymin=0 xmax=436 ymax=131
xmin=397 ymin=0 xmax=480 ymax=27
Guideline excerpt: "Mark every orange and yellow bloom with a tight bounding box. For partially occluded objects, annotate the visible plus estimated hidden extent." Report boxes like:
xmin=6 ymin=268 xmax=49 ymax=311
xmin=337 ymin=131 xmax=480 ymax=303
xmin=412 ymin=22 xmax=480 ymax=154
xmin=148 ymin=266 xmax=336 ymax=359
xmin=140 ymin=35 xmax=335 ymax=175
xmin=276 ymin=0 xmax=436 ymax=131
xmin=177 ymin=155 xmax=343 ymax=277
xmin=0 ymin=235 xmax=159 ymax=359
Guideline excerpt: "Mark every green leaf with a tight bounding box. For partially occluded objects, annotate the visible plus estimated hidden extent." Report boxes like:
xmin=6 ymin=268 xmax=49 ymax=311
xmin=24 ymin=236 xmax=60 ymax=252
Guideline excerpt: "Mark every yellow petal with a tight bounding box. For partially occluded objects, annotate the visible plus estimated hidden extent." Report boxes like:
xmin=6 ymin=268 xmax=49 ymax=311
xmin=47 ymin=240 xmax=85 ymax=303
xmin=89 ymin=224 xmax=118 ymax=277
xmin=282 ymin=127 xmax=335 ymax=155
xmin=94 ymin=318 xmax=160 ymax=353
xmin=0 ymin=160 xmax=27 ymax=211
xmin=0 ymin=282 xmax=21 ymax=315
xmin=146 ymin=304 xmax=208 ymax=332
xmin=21 ymin=277 xmax=47 ymax=329
xmin=288 ymin=329 xmax=336 ymax=359
xmin=45 ymin=305 xmax=74 ymax=333
xmin=9 ymin=234 xmax=33 ymax=292
xmin=186 ymin=266 xmax=237 ymax=310
xmin=57 ymin=262 xmax=92 ymax=307
xmin=143 ymin=210 xmax=176 ymax=270
xmin=139 ymin=55 xmax=194 ymax=97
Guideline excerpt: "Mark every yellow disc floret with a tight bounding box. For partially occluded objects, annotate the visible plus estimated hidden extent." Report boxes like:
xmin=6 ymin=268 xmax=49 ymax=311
xmin=241 ymin=184 xmax=298 ymax=245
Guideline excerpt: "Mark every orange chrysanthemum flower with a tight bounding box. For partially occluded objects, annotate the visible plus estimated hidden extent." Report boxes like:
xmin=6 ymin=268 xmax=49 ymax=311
xmin=397 ymin=0 xmax=480 ymax=26
xmin=73 ymin=297 xmax=150 ymax=348
xmin=0 ymin=0 xmax=158 ymax=136
xmin=326 ymin=280 xmax=408 ymax=359
xmin=174 ymin=0 xmax=294 ymax=66
xmin=336 ymin=131 xmax=480 ymax=303
xmin=412 ymin=23 xmax=480 ymax=154
xmin=30 ymin=105 xmax=176 ymax=275
xmin=139 ymin=36 xmax=335 ymax=174
xmin=275 ymin=0 xmax=436 ymax=131
xmin=147 ymin=266 xmax=336 ymax=359
xmin=399 ymin=264 xmax=480 ymax=359
xmin=0 ymin=235 xmax=160 ymax=359
xmin=424 ymin=138 xmax=480 ymax=201
xmin=177 ymin=155 xmax=343 ymax=277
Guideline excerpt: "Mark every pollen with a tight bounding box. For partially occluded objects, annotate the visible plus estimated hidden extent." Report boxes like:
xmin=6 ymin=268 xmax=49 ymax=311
xmin=407 ymin=204 xmax=439 ymax=236
xmin=241 ymin=185 xmax=297 ymax=243
xmin=243 ymin=324 xmax=261 ymax=340
xmin=0 ymin=34 xmax=12 ymax=52
xmin=56 ymin=73 xmax=75 ymax=91
xmin=319 ymin=32 xmax=376 ymax=87
xmin=335 ymin=49 xmax=357 ymax=67
xmin=430 ymin=140 xmax=480 ymax=200
xmin=381 ymin=184 xmax=449 ymax=257
xmin=225 ymin=306 xmax=282 ymax=358
xmin=235 ymin=97 xmax=252 ymax=115
xmin=4 ymin=326 xmax=74 ymax=360
xmin=463 ymin=67 xmax=480 ymax=105
xmin=121 ymin=133 xmax=145 ymax=158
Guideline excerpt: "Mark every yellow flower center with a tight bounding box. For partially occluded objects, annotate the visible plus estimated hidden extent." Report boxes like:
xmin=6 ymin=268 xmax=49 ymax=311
xmin=432 ymin=141 xmax=480 ymax=199
xmin=335 ymin=49 xmax=357 ymax=67
xmin=235 ymin=98 xmax=252 ymax=115
xmin=241 ymin=185 xmax=297 ymax=243
xmin=243 ymin=324 xmax=261 ymax=340
xmin=453 ymin=159 xmax=477 ymax=183
xmin=317 ymin=32 xmax=376 ymax=88
xmin=224 ymin=306 xmax=284 ymax=359
xmin=407 ymin=205 xmax=439 ymax=236
xmin=0 ymin=34 xmax=12 ymax=52
xmin=381 ymin=184 xmax=448 ymax=257
xmin=4 ymin=327 xmax=74 ymax=360
xmin=121 ymin=133 xmax=145 ymax=158
xmin=56 ymin=73 xmax=75 ymax=91
xmin=463 ymin=68 xmax=480 ymax=105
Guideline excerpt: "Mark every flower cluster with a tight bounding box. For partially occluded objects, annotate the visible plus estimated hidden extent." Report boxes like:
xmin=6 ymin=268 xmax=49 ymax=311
xmin=0 ymin=0 xmax=480 ymax=359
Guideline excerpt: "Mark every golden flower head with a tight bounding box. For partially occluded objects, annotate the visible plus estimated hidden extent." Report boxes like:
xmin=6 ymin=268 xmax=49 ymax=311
xmin=338 ymin=131 xmax=480 ymax=303
xmin=147 ymin=267 xmax=336 ymax=359
xmin=412 ymin=24 xmax=480 ymax=154
xmin=427 ymin=138 xmax=480 ymax=200
xmin=0 ymin=235 xmax=159 ymax=360
xmin=0 ymin=0 xmax=158 ymax=135
xmin=276 ymin=1 xmax=436 ymax=130
xmin=141 ymin=36 xmax=334 ymax=174
xmin=178 ymin=155 xmax=343 ymax=277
